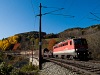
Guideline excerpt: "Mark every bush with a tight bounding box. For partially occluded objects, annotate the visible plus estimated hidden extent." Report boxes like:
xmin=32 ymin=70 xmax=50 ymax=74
xmin=0 ymin=62 xmax=13 ymax=75
xmin=83 ymin=31 xmax=100 ymax=60
xmin=10 ymin=68 xmax=21 ymax=75
xmin=20 ymin=64 xmax=39 ymax=72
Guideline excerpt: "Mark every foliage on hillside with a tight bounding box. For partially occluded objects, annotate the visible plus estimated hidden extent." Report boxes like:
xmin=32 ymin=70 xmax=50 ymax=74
xmin=14 ymin=31 xmax=46 ymax=50
xmin=0 ymin=24 xmax=100 ymax=60
xmin=13 ymin=31 xmax=58 ymax=51
xmin=44 ymin=33 xmax=58 ymax=39
xmin=0 ymin=35 xmax=20 ymax=51
xmin=83 ymin=31 xmax=100 ymax=60
xmin=58 ymin=24 xmax=100 ymax=60
xmin=0 ymin=52 xmax=39 ymax=75
xmin=48 ymin=38 xmax=57 ymax=51
xmin=16 ymin=31 xmax=46 ymax=39
xmin=59 ymin=24 xmax=100 ymax=39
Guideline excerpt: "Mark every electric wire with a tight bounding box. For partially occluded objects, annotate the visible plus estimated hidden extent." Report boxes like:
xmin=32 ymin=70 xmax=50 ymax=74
xmin=90 ymin=12 xmax=100 ymax=20
xmin=88 ymin=17 xmax=100 ymax=21
xmin=41 ymin=6 xmax=74 ymax=18
xmin=89 ymin=12 xmax=100 ymax=21
xmin=49 ymin=13 xmax=75 ymax=18
xmin=42 ymin=8 xmax=64 ymax=15
xmin=42 ymin=6 xmax=63 ymax=9
xmin=75 ymin=0 xmax=100 ymax=25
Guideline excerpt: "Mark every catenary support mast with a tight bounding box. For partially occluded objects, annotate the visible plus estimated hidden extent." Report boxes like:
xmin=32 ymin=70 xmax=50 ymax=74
xmin=39 ymin=3 xmax=42 ymax=70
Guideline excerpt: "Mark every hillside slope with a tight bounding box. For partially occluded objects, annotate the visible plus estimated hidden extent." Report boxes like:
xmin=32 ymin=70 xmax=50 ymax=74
xmin=59 ymin=24 xmax=100 ymax=39
xmin=0 ymin=24 xmax=100 ymax=60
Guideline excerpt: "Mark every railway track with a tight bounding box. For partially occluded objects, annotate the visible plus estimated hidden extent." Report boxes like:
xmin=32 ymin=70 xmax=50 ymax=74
xmin=43 ymin=58 xmax=100 ymax=75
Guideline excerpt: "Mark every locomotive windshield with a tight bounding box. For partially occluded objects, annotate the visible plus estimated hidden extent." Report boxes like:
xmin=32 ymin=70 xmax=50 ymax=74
xmin=74 ymin=39 xmax=87 ymax=45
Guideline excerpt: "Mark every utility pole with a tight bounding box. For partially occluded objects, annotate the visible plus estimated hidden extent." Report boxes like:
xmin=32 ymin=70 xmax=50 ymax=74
xmin=32 ymin=41 xmax=34 ymax=65
xmin=37 ymin=3 xmax=74 ymax=70
xmin=39 ymin=3 xmax=42 ymax=70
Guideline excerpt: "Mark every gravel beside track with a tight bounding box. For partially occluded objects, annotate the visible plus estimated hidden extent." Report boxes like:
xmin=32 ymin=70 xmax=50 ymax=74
xmin=39 ymin=62 xmax=80 ymax=75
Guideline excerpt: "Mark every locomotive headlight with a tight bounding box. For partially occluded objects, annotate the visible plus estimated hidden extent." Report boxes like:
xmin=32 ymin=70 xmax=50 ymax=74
xmin=75 ymin=49 xmax=78 ymax=51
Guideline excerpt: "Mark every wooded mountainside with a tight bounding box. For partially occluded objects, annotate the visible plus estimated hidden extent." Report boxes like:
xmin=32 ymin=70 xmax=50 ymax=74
xmin=0 ymin=24 xmax=100 ymax=59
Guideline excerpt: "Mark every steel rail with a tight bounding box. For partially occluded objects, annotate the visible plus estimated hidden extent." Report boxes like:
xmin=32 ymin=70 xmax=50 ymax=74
xmin=43 ymin=58 xmax=100 ymax=75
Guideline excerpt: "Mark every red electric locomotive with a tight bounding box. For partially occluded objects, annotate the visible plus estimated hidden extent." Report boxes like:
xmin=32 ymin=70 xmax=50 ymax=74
xmin=53 ymin=37 xmax=89 ymax=60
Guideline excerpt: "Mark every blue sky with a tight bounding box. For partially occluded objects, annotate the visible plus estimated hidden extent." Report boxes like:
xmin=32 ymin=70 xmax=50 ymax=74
xmin=0 ymin=0 xmax=100 ymax=39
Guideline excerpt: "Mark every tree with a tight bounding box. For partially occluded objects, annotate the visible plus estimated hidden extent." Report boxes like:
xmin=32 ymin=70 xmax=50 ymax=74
xmin=0 ymin=35 xmax=19 ymax=51
xmin=34 ymin=38 xmax=39 ymax=50
xmin=0 ymin=40 xmax=3 ymax=50
xmin=48 ymin=38 xmax=56 ymax=51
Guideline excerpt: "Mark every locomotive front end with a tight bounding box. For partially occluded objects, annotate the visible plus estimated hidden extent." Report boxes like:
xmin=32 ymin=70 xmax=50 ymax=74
xmin=73 ymin=38 xmax=89 ymax=60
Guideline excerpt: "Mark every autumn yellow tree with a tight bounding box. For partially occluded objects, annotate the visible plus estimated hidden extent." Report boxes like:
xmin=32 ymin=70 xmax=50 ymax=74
xmin=0 ymin=40 xmax=3 ymax=50
xmin=2 ymin=39 xmax=10 ymax=50
xmin=8 ymin=35 xmax=19 ymax=44
xmin=0 ymin=39 xmax=10 ymax=50
xmin=48 ymin=38 xmax=56 ymax=51
xmin=0 ymin=35 xmax=19 ymax=51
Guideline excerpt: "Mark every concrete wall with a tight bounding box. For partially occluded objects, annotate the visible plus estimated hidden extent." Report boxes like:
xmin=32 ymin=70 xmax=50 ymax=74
xmin=29 ymin=57 xmax=39 ymax=66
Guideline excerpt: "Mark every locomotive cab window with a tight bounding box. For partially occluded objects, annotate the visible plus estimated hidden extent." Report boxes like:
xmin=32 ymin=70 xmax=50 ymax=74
xmin=74 ymin=39 xmax=87 ymax=45
xmin=64 ymin=42 xmax=68 ymax=45
xmin=70 ymin=41 xmax=72 ymax=45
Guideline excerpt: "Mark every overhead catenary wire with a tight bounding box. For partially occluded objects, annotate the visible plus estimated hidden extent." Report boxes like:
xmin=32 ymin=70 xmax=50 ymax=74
xmin=90 ymin=12 xmax=100 ymax=20
xmin=93 ymin=13 xmax=100 ymax=14
xmin=88 ymin=12 xmax=100 ymax=21
xmin=42 ymin=8 xmax=64 ymax=15
xmin=42 ymin=6 xmax=63 ymax=9
xmin=87 ymin=0 xmax=100 ymax=22
xmin=36 ymin=0 xmax=75 ymax=19
xmin=88 ymin=17 xmax=100 ymax=21
xmin=40 ymin=5 xmax=74 ymax=18
xmin=49 ymin=13 xmax=75 ymax=18
xmin=75 ymin=0 xmax=100 ymax=25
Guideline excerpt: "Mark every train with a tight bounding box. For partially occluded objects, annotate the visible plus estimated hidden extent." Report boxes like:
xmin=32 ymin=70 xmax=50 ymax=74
xmin=43 ymin=37 xmax=91 ymax=60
